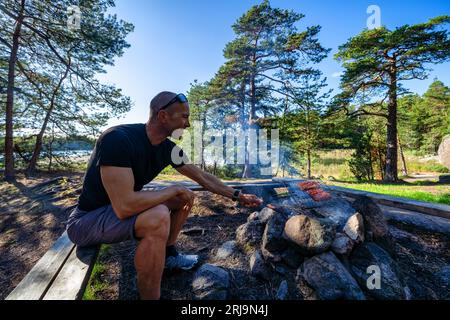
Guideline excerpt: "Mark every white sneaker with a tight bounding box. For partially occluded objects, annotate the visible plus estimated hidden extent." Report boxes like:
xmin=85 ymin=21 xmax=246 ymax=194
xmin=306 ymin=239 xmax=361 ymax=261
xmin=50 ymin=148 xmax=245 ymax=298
xmin=165 ymin=253 xmax=199 ymax=271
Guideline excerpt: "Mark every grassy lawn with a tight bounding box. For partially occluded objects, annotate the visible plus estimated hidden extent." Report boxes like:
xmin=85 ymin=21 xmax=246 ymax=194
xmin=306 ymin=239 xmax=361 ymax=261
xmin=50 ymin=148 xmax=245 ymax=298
xmin=325 ymin=181 xmax=450 ymax=205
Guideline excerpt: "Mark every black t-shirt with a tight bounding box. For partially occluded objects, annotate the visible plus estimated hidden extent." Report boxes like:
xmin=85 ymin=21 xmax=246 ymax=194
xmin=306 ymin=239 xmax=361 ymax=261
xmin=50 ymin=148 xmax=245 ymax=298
xmin=78 ymin=123 xmax=186 ymax=211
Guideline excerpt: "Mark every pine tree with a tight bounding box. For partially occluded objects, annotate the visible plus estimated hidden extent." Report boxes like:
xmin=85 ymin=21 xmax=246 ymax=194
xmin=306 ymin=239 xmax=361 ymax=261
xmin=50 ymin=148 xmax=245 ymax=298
xmin=334 ymin=16 xmax=450 ymax=181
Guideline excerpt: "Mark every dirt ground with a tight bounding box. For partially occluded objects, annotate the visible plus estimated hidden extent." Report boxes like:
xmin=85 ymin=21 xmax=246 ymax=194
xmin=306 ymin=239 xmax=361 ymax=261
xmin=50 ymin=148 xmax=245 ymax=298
xmin=0 ymin=172 xmax=83 ymax=300
xmin=1 ymin=174 xmax=449 ymax=300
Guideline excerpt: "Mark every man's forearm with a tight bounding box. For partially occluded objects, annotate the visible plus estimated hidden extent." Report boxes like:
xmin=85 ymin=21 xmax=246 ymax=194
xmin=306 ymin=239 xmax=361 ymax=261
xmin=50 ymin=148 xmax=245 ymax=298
xmin=117 ymin=187 xmax=177 ymax=219
xmin=199 ymin=172 xmax=236 ymax=199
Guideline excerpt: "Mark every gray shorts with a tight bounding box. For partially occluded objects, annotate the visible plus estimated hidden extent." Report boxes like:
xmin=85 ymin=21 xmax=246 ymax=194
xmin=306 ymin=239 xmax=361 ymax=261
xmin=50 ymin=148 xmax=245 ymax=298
xmin=66 ymin=204 xmax=138 ymax=247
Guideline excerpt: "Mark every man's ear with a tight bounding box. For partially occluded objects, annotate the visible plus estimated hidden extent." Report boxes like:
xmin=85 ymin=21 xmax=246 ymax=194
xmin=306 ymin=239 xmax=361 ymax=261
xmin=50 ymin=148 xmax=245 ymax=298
xmin=157 ymin=110 xmax=168 ymax=123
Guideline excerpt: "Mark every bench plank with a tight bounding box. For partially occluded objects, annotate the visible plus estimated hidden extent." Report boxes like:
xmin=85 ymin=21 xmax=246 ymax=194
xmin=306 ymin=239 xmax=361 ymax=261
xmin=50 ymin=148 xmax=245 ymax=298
xmin=43 ymin=245 xmax=99 ymax=300
xmin=6 ymin=231 xmax=75 ymax=300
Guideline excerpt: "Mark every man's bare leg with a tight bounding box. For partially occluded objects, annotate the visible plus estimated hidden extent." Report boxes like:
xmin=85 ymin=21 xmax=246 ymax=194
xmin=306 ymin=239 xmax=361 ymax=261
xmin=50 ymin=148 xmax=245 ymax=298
xmin=164 ymin=196 xmax=194 ymax=246
xmin=134 ymin=204 xmax=171 ymax=300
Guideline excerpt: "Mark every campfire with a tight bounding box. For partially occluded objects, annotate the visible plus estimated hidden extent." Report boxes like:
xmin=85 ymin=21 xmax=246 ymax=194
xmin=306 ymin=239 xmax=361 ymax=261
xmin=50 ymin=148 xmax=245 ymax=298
xmin=192 ymin=180 xmax=412 ymax=300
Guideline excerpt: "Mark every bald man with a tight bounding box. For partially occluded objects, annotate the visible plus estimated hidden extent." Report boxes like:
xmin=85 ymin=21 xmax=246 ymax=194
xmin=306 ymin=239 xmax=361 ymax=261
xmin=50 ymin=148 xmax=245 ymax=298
xmin=66 ymin=91 xmax=263 ymax=300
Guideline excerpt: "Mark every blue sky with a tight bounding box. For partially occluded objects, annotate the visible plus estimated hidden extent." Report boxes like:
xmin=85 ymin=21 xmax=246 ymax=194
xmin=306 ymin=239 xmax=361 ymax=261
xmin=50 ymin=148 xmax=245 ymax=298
xmin=97 ymin=0 xmax=450 ymax=128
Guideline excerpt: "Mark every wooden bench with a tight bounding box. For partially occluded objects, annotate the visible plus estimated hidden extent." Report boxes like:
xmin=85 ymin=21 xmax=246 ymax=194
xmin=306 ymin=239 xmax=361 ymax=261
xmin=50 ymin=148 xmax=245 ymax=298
xmin=6 ymin=231 xmax=99 ymax=300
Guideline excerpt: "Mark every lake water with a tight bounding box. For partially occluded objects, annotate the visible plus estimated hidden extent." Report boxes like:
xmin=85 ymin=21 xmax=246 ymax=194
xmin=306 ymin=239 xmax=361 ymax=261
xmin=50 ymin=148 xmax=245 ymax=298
xmin=0 ymin=149 xmax=93 ymax=161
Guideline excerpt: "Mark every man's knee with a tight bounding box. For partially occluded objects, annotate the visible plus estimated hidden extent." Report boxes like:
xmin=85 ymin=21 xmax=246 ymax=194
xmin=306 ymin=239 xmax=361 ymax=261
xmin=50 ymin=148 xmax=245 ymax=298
xmin=165 ymin=195 xmax=191 ymax=211
xmin=135 ymin=205 xmax=171 ymax=240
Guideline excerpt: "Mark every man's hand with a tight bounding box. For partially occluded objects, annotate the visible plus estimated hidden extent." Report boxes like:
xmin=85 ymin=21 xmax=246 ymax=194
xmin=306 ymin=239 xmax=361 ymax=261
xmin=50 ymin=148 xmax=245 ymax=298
xmin=170 ymin=185 xmax=195 ymax=205
xmin=238 ymin=193 xmax=263 ymax=208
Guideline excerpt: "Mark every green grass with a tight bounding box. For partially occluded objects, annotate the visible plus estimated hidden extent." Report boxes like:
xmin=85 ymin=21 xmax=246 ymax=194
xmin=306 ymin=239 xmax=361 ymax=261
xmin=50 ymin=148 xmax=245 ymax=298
xmin=311 ymin=149 xmax=354 ymax=180
xmin=82 ymin=244 xmax=112 ymax=300
xmin=291 ymin=149 xmax=449 ymax=181
xmin=327 ymin=182 xmax=450 ymax=205
xmin=403 ymin=154 xmax=449 ymax=174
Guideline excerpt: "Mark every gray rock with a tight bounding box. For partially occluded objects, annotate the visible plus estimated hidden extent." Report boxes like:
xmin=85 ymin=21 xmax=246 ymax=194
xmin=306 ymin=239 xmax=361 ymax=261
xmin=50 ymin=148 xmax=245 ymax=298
xmin=262 ymin=212 xmax=288 ymax=252
xmin=404 ymin=286 xmax=413 ymax=300
xmin=295 ymin=268 xmax=318 ymax=300
xmin=331 ymin=233 xmax=355 ymax=256
xmin=283 ymin=215 xmax=336 ymax=255
xmin=261 ymin=246 xmax=282 ymax=263
xmin=350 ymin=242 xmax=406 ymax=300
xmin=215 ymin=241 xmax=238 ymax=260
xmin=438 ymin=134 xmax=450 ymax=169
xmin=313 ymin=198 xmax=357 ymax=228
xmin=351 ymin=197 xmax=388 ymax=239
xmin=249 ymin=250 xmax=271 ymax=280
xmin=438 ymin=265 xmax=450 ymax=287
xmin=236 ymin=220 xmax=265 ymax=249
xmin=302 ymin=252 xmax=366 ymax=300
xmin=258 ymin=207 xmax=277 ymax=223
xmin=276 ymin=280 xmax=289 ymax=300
xmin=192 ymin=264 xmax=230 ymax=300
xmin=351 ymin=196 xmax=394 ymax=254
xmin=247 ymin=211 xmax=259 ymax=222
xmin=343 ymin=213 xmax=365 ymax=243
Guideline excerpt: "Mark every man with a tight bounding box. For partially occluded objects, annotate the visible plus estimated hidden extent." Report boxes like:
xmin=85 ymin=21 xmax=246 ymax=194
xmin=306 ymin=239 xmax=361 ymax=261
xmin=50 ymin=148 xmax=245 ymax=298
xmin=67 ymin=91 xmax=263 ymax=300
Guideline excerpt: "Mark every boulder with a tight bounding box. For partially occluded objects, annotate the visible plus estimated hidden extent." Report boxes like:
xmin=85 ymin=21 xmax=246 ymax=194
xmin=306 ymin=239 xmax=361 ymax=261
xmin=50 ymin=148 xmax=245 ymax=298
xmin=302 ymin=252 xmax=366 ymax=300
xmin=351 ymin=196 xmax=388 ymax=239
xmin=249 ymin=250 xmax=271 ymax=280
xmin=258 ymin=207 xmax=277 ymax=223
xmin=295 ymin=268 xmax=318 ymax=300
xmin=351 ymin=196 xmax=394 ymax=254
xmin=313 ymin=198 xmax=357 ymax=228
xmin=283 ymin=215 xmax=336 ymax=255
xmin=343 ymin=213 xmax=365 ymax=243
xmin=438 ymin=134 xmax=450 ymax=169
xmin=439 ymin=265 xmax=450 ymax=288
xmin=247 ymin=211 xmax=259 ymax=222
xmin=236 ymin=220 xmax=265 ymax=249
xmin=331 ymin=233 xmax=355 ymax=256
xmin=215 ymin=241 xmax=238 ymax=260
xmin=192 ymin=264 xmax=230 ymax=300
xmin=349 ymin=242 xmax=406 ymax=300
xmin=276 ymin=280 xmax=289 ymax=300
xmin=260 ymin=246 xmax=282 ymax=263
xmin=262 ymin=212 xmax=288 ymax=252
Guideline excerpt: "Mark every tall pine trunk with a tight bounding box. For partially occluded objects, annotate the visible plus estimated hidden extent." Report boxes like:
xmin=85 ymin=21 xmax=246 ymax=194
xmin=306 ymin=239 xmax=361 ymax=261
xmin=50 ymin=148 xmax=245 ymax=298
xmin=243 ymin=75 xmax=257 ymax=179
xmin=398 ymin=135 xmax=408 ymax=176
xmin=4 ymin=0 xmax=25 ymax=181
xmin=306 ymin=106 xmax=312 ymax=179
xmin=306 ymin=149 xmax=311 ymax=179
xmin=384 ymin=67 xmax=398 ymax=182
xmin=242 ymin=50 xmax=258 ymax=179
xmin=47 ymin=123 xmax=55 ymax=172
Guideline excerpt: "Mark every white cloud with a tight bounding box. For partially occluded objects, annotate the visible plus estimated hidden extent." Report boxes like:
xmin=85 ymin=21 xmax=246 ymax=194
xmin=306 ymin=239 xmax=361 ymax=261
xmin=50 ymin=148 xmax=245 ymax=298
xmin=332 ymin=72 xmax=344 ymax=78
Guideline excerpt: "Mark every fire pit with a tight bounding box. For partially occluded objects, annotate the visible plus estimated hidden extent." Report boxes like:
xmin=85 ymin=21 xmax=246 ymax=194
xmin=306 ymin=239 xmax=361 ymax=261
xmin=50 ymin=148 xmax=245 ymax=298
xmin=190 ymin=180 xmax=448 ymax=300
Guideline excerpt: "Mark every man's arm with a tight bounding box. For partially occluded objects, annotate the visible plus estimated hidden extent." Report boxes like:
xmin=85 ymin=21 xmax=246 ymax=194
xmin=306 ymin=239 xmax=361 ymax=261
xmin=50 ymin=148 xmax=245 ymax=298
xmin=101 ymin=166 xmax=194 ymax=220
xmin=175 ymin=164 xmax=262 ymax=207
